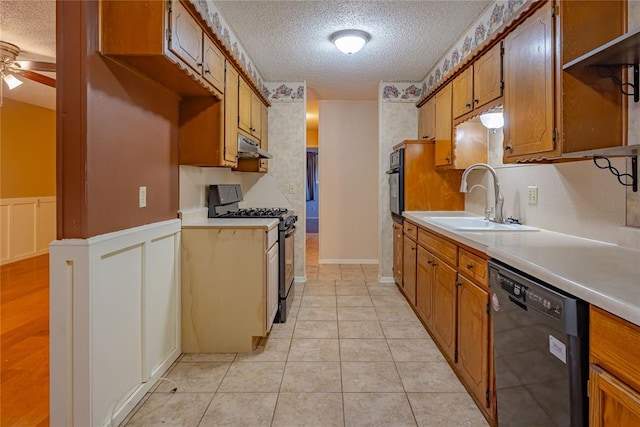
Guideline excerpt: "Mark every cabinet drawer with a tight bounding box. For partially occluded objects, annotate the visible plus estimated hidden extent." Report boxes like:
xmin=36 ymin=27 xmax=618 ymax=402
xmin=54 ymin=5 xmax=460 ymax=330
xmin=458 ymin=249 xmax=488 ymax=288
xmin=404 ymin=222 xmax=418 ymax=241
xmin=591 ymin=306 xmax=640 ymax=393
xmin=267 ymin=226 xmax=278 ymax=249
xmin=418 ymin=228 xmax=457 ymax=267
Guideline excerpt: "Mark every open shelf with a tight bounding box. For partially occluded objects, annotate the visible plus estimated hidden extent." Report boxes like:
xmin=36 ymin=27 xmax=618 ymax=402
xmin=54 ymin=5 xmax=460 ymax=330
xmin=563 ymin=26 xmax=640 ymax=70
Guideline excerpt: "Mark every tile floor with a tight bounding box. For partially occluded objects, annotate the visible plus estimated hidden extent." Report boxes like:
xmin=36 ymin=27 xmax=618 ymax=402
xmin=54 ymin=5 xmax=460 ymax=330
xmin=121 ymin=235 xmax=488 ymax=426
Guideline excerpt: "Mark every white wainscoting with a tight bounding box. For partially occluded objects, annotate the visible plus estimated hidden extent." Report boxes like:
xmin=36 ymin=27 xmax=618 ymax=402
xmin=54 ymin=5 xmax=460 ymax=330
xmin=0 ymin=196 xmax=56 ymax=265
xmin=50 ymin=219 xmax=181 ymax=427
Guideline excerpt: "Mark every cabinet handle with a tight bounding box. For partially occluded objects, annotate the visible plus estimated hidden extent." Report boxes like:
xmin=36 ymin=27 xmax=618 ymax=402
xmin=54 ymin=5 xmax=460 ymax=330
xmin=422 ymin=135 xmax=428 ymax=139
xmin=505 ymin=143 xmax=512 ymax=152
xmin=466 ymin=103 xmax=471 ymax=108
xmin=427 ymin=260 xmax=433 ymax=265
xmin=466 ymin=263 xmax=474 ymax=269
xmin=445 ymin=157 xmax=451 ymax=163
xmin=205 ymin=69 xmax=211 ymax=74
xmin=474 ymin=99 xmax=479 ymax=104
xmin=196 ymin=63 xmax=203 ymax=67
xmin=432 ymin=262 xmax=438 ymax=267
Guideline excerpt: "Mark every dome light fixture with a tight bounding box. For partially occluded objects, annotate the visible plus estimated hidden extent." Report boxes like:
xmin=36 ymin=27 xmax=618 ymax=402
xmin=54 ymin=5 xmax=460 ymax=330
xmin=330 ymin=30 xmax=371 ymax=55
xmin=479 ymin=109 xmax=504 ymax=132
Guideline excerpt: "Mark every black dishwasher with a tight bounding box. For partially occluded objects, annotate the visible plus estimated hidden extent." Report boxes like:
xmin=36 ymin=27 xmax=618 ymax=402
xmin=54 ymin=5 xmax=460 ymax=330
xmin=488 ymin=260 xmax=589 ymax=427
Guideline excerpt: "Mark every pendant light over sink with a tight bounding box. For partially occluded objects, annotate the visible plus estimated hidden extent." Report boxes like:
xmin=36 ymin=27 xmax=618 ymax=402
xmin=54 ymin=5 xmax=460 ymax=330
xmin=330 ymin=30 xmax=371 ymax=54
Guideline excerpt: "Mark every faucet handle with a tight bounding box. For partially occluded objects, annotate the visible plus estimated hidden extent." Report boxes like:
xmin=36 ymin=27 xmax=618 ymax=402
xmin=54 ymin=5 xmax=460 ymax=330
xmin=506 ymin=216 xmax=522 ymax=225
xmin=484 ymin=207 xmax=494 ymax=220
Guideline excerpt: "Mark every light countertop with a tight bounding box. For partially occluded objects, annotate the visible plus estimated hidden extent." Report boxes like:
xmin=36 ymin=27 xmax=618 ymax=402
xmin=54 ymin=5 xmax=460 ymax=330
xmin=403 ymin=211 xmax=640 ymax=326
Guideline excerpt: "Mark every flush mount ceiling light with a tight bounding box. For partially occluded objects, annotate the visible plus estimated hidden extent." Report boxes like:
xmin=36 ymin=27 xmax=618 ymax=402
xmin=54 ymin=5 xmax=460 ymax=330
xmin=330 ymin=30 xmax=371 ymax=55
xmin=479 ymin=109 xmax=504 ymax=131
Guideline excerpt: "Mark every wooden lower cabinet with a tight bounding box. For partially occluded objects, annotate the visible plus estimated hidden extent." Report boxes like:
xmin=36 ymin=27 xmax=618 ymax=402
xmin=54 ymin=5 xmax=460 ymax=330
xmin=431 ymin=256 xmax=457 ymax=362
xmin=398 ymin=222 xmax=494 ymax=425
xmin=402 ymin=236 xmax=417 ymax=305
xmin=393 ymin=222 xmax=403 ymax=286
xmin=415 ymin=246 xmax=434 ymax=328
xmin=590 ymin=306 xmax=640 ymax=426
xmin=590 ymin=365 xmax=640 ymax=427
xmin=457 ymin=274 xmax=490 ymax=409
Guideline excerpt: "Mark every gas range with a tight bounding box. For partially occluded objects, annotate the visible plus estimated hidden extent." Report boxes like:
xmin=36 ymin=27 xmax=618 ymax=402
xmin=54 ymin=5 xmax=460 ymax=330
xmin=208 ymin=184 xmax=297 ymax=324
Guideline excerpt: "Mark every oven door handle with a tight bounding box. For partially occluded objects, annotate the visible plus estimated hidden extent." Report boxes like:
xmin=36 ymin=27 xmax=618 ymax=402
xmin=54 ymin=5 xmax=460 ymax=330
xmin=284 ymin=225 xmax=296 ymax=237
xmin=386 ymin=168 xmax=400 ymax=174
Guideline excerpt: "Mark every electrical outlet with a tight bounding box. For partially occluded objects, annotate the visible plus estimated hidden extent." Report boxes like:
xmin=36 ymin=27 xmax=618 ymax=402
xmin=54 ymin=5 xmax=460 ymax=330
xmin=528 ymin=186 xmax=538 ymax=205
xmin=139 ymin=186 xmax=147 ymax=208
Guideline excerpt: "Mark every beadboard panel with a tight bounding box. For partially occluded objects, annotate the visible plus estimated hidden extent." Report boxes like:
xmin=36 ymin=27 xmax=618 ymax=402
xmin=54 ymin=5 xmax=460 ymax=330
xmin=50 ymin=219 xmax=181 ymax=427
xmin=0 ymin=197 xmax=56 ymax=265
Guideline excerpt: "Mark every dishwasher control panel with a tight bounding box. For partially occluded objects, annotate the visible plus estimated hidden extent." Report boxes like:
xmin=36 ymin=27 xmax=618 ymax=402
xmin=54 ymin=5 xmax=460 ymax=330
xmin=493 ymin=267 xmax=564 ymax=321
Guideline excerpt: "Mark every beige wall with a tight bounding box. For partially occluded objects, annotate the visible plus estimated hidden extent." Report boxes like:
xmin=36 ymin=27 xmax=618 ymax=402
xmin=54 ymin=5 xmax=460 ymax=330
xmin=319 ymin=100 xmax=378 ymax=263
xmin=1 ymin=98 xmax=56 ymax=198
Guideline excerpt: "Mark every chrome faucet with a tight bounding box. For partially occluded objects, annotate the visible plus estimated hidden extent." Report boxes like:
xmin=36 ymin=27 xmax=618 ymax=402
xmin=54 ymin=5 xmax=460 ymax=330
xmin=460 ymin=163 xmax=504 ymax=223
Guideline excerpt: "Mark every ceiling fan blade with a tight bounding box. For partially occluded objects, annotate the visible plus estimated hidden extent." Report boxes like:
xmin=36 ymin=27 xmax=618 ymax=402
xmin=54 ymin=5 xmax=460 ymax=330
xmin=16 ymin=70 xmax=56 ymax=88
xmin=13 ymin=60 xmax=56 ymax=73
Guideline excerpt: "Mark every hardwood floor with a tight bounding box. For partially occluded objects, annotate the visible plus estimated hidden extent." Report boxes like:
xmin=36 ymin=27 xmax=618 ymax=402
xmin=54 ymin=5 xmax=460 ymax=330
xmin=1 ymin=255 xmax=50 ymax=427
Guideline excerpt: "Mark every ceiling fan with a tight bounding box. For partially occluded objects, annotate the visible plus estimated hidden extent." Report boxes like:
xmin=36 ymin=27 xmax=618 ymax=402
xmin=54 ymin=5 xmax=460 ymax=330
xmin=0 ymin=41 xmax=56 ymax=90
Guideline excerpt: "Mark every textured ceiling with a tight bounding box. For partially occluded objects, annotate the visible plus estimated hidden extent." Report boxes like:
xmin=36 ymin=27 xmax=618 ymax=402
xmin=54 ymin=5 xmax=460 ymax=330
xmin=215 ymin=0 xmax=491 ymax=100
xmin=0 ymin=0 xmax=56 ymax=109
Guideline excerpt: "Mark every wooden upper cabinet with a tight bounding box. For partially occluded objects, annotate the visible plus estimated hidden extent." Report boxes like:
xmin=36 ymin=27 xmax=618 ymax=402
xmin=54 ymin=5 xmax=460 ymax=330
xmin=100 ymin=0 xmax=221 ymax=97
xmin=202 ymin=37 xmax=225 ymax=93
xmin=418 ymin=98 xmax=436 ymax=140
xmin=238 ymin=78 xmax=253 ymax=134
xmin=452 ymin=67 xmax=474 ymax=119
xmin=169 ymin=0 xmax=202 ymax=73
xmin=503 ymin=2 xmax=555 ymax=160
xmin=435 ymin=83 xmax=453 ymax=167
xmin=452 ymin=42 xmax=502 ymax=120
xmin=473 ymin=42 xmax=503 ymax=109
xmin=251 ymin=94 xmax=262 ymax=138
xmin=224 ymin=64 xmax=239 ymax=165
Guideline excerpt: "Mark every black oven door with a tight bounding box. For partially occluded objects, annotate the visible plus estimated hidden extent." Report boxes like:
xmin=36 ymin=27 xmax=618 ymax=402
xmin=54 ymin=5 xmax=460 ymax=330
xmin=284 ymin=225 xmax=295 ymax=291
xmin=387 ymin=168 xmax=402 ymax=216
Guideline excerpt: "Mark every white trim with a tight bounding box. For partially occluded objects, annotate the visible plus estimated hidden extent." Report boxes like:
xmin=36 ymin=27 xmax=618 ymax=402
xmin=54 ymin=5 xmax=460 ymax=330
xmin=1 ymin=196 xmax=56 ymax=265
xmin=377 ymin=276 xmax=396 ymax=284
xmin=319 ymin=259 xmax=379 ymax=264
xmin=50 ymin=220 xmax=181 ymax=427
xmin=294 ymin=276 xmax=306 ymax=283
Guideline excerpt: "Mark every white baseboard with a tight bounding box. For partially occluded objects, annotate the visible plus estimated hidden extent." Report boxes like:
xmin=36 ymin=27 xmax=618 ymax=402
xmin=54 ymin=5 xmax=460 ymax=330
xmin=294 ymin=276 xmax=306 ymax=283
xmin=377 ymin=276 xmax=396 ymax=284
xmin=319 ymin=259 xmax=378 ymax=264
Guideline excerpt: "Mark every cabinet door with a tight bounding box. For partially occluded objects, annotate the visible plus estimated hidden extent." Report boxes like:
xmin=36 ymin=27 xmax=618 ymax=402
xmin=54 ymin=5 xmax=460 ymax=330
xmin=393 ymin=223 xmax=403 ymax=286
xmin=251 ymin=93 xmax=262 ymax=139
xmin=503 ymin=2 xmax=555 ymax=159
xmin=457 ymin=275 xmax=489 ymax=408
xmin=202 ymin=37 xmax=225 ymax=93
xmin=474 ymin=42 xmax=503 ymax=109
xmin=266 ymin=242 xmax=279 ymax=332
xmin=432 ymin=256 xmax=457 ymax=361
xmin=169 ymin=0 xmax=202 ymax=74
xmin=224 ymin=65 xmax=239 ymax=164
xmin=590 ymin=365 xmax=640 ymax=427
xmin=452 ymin=67 xmax=474 ymax=119
xmin=418 ymin=99 xmax=436 ymax=140
xmin=435 ymin=83 xmax=453 ymax=167
xmin=261 ymin=104 xmax=269 ymax=151
xmin=415 ymin=246 xmax=434 ymax=327
xmin=238 ymin=78 xmax=252 ymax=134
xmin=402 ymin=236 xmax=417 ymax=306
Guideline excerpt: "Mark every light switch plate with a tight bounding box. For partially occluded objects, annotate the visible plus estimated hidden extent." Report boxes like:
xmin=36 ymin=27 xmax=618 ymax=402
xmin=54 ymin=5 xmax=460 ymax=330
xmin=528 ymin=186 xmax=538 ymax=205
xmin=139 ymin=186 xmax=147 ymax=208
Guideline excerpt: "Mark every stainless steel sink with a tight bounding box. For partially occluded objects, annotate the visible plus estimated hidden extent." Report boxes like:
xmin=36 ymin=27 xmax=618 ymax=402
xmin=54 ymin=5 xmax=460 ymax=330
xmin=426 ymin=216 xmax=539 ymax=232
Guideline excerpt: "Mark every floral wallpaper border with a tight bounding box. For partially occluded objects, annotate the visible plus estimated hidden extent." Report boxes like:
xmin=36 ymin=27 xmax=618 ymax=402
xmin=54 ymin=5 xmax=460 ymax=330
xmin=381 ymin=83 xmax=423 ymax=102
xmin=264 ymin=82 xmax=305 ymax=102
xmin=190 ymin=0 xmax=267 ymax=96
xmin=418 ymin=0 xmax=528 ymax=102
